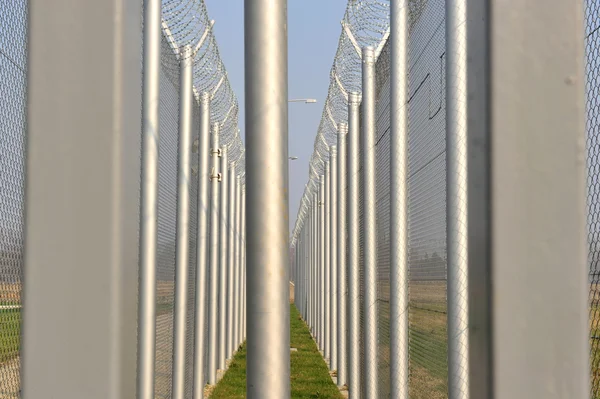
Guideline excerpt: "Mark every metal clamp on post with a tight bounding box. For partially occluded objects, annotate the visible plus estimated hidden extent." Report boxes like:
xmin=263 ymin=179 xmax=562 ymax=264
xmin=210 ymin=167 xmax=222 ymax=182
xmin=211 ymin=148 xmax=222 ymax=157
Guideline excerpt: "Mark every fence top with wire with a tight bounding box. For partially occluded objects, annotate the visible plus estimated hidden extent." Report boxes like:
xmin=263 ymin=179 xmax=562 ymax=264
xmin=291 ymin=0 xmax=391 ymax=245
xmin=162 ymin=0 xmax=245 ymax=172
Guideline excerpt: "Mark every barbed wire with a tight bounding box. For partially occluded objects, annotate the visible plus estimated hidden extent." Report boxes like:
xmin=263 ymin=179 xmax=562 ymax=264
xmin=161 ymin=0 xmax=245 ymax=171
xmin=291 ymin=0 xmax=391 ymax=245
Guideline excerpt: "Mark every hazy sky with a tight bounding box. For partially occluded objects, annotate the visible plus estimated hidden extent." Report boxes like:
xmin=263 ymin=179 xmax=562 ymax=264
xmin=205 ymin=1 xmax=347 ymax=234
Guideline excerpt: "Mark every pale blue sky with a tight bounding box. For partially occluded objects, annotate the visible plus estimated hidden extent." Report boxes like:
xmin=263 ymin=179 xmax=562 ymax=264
xmin=205 ymin=1 xmax=347 ymax=234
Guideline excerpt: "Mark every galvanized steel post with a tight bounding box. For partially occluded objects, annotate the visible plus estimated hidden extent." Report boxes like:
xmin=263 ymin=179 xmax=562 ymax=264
xmin=389 ymin=0 xmax=409 ymax=397
xmin=193 ymin=92 xmax=211 ymax=399
xmin=347 ymin=91 xmax=361 ymax=397
xmin=241 ymin=185 xmax=247 ymax=341
xmin=208 ymin=122 xmax=221 ymax=384
xmin=362 ymin=46 xmax=378 ymax=398
xmin=337 ymin=123 xmax=348 ymax=387
xmin=137 ymin=0 xmax=161 ymax=397
xmin=227 ymin=163 xmax=237 ymax=358
xmin=313 ymin=193 xmax=318 ymax=337
xmin=218 ymin=146 xmax=229 ymax=371
xmin=234 ymin=175 xmax=242 ymax=348
xmin=330 ymin=146 xmax=338 ymax=372
xmin=172 ymin=45 xmax=194 ymax=399
xmin=324 ymin=162 xmax=331 ymax=362
xmin=446 ymin=0 xmax=469 ymax=398
xmin=319 ymin=176 xmax=325 ymax=351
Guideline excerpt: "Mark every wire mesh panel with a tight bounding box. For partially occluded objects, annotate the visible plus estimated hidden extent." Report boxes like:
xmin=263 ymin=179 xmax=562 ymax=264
xmin=154 ymin=34 xmax=181 ymax=399
xmin=375 ymin=41 xmax=392 ymax=398
xmin=407 ymin=0 xmax=447 ymax=397
xmin=0 ymin=0 xmax=27 ymax=396
xmin=587 ymin=0 xmax=600 ymax=396
xmin=185 ymin=104 xmax=200 ymax=399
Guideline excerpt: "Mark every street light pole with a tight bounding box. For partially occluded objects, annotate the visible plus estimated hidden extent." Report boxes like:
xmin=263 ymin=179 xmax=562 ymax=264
xmin=289 ymin=99 xmax=317 ymax=104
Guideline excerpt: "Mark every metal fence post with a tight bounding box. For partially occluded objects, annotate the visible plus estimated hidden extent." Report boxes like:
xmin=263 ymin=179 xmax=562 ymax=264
xmin=319 ymin=176 xmax=326 ymax=351
xmin=138 ymin=0 xmax=161 ymax=397
xmin=193 ymin=92 xmax=211 ymax=399
xmin=208 ymin=122 xmax=221 ymax=384
xmin=446 ymin=0 xmax=469 ymax=398
xmin=347 ymin=91 xmax=361 ymax=397
xmin=234 ymin=175 xmax=242 ymax=348
xmin=227 ymin=163 xmax=237 ymax=358
xmin=245 ymin=0 xmax=290 ymax=394
xmin=218 ymin=146 xmax=229 ymax=371
xmin=389 ymin=1 xmax=409 ymax=398
xmin=324 ymin=161 xmax=331 ymax=362
xmin=240 ymin=183 xmax=247 ymax=342
xmin=337 ymin=123 xmax=348 ymax=387
xmin=362 ymin=45 xmax=378 ymax=399
xmin=172 ymin=45 xmax=194 ymax=399
xmin=310 ymin=199 xmax=315 ymax=328
xmin=306 ymin=203 xmax=312 ymax=325
xmin=467 ymin=1 xmax=587 ymax=398
xmin=313 ymin=193 xmax=319 ymax=337
xmin=330 ymin=146 xmax=338 ymax=372
xmin=23 ymin=1 xmax=142 ymax=397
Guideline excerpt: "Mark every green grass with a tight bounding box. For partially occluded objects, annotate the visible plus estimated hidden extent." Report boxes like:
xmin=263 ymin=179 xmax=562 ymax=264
xmin=0 ymin=308 xmax=20 ymax=363
xmin=210 ymin=305 xmax=343 ymax=398
xmin=209 ymin=343 xmax=247 ymax=398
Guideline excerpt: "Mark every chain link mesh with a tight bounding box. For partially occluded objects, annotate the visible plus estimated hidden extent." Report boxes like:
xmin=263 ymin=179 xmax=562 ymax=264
xmin=156 ymin=1 xmax=245 ymax=397
xmin=0 ymin=0 xmax=27 ymax=396
xmin=587 ymin=0 xmax=600 ymax=396
xmin=291 ymin=0 xmax=450 ymax=397
xmin=161 ymin=0 xmax=244 ymax=166
xmin=0 ymin=0 xmax=239 ymax=396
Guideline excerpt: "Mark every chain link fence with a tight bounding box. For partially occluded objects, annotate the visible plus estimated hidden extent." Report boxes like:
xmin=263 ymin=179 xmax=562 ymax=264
xmin=155 ymin=1 xmax=247 ymax=397
xmin=0 ymin=0 xmax=27 ymax=396
xmin=588 ymin=0 xmax=600 ymax=396
xmin=293 ymin=0 xmax=600 ymax=398
xmin=0 ymin=0 xmax=245 ymax=397
xmin=290 ymin=0 xmax=452 ymax=398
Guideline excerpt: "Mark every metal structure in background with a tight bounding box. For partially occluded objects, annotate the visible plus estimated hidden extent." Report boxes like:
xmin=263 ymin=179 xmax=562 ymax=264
xmin=244 ymin=0 xmax=290 ymax=397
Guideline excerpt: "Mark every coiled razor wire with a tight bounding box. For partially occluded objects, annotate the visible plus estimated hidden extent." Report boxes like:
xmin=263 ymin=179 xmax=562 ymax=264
xmin=292 ymin=0 xmax=392 ymax=243
xmin=161 ymin=0 xmax=245 ymax=167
